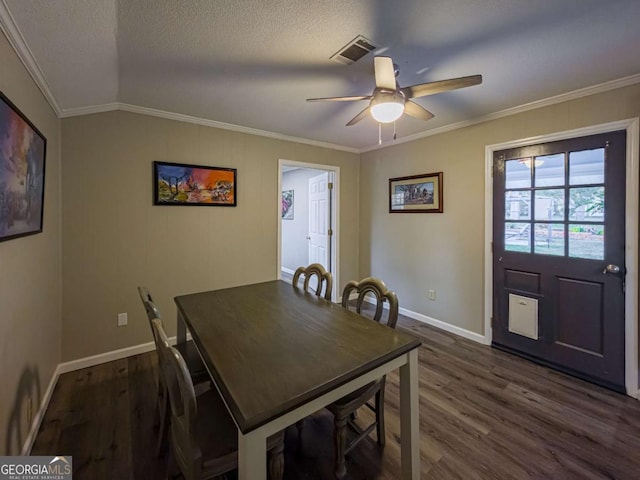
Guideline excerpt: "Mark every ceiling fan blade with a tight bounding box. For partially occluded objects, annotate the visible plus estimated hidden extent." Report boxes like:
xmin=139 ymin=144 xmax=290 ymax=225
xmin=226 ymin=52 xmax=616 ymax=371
xmin=306 ymin=95 xmax=371 ymax=102
xmin=346 ymin=106 xmax=370 ymax=126
xmin=401 ymin=74 xmax=482 ymax=99
xmin=403 ymin=100 xmax=435 ymax=122
xmin=374 ymin=56 xmax=396 ymax=90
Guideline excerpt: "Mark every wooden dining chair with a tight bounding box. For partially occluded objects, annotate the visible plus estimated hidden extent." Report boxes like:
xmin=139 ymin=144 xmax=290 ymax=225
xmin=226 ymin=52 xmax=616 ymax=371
xmin=291 ymin=263 xmax=333 ymax=446
xmin=138 ymin=286 xmax=209 ymax=383
xmin=152 ymin=319 xmax=285 ymax=480
xmin=137 ymin=286 xmax=210 ymax=456
xmin=328 ymin=277 xmax=399 ymax=478
xmin=292 ymin=263 xmax=333 ymax=300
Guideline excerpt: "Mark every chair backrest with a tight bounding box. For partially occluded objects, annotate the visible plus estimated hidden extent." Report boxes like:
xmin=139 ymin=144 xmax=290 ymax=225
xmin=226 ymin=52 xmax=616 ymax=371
xmin=292 ymin=263 xmax=333 ymax=300
xmin=151 ymin=319 xmax=201 ymax=478
xmin=137 ymin=286 xmax=162 ymax=322
xmin=341 ymin=277 xmax=399 ymax=329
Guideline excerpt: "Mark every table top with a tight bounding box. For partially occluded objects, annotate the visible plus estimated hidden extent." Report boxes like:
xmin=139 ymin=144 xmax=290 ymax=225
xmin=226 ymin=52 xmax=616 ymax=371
xmin=174 ymin=280 xmax=421 ymax=433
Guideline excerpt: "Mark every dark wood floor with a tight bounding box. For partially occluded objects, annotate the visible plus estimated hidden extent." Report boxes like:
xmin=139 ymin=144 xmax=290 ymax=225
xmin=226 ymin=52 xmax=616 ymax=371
xmin=32 ymin=317 xmax=640 ymax=479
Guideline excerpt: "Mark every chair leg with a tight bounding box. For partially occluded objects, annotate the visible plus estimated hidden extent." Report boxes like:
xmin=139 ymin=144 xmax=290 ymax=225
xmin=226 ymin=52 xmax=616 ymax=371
xmin=268 ymin=440 xmax=285 ymax=480
xmin=156 ymin=391 xmax=170 ymax=457
xmin=375 ymin=383 xmax=386 ymax=447
xmin=166 ymin=447 xmax=179 ymax=480
xmin=295 ymin=419 xmax=305 ymax=455
xmin=334 ymin=415 xmax=348 ymax=479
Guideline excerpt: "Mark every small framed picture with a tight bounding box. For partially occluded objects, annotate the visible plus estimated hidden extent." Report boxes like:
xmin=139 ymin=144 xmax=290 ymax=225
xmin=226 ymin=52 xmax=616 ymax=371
xmin=153 ymin=161 xmax=236 ymax=206
xmin=389 ymin=172 xmax=443 ymax=213
xmin=282 ymin=190 xmax=294 ymax=219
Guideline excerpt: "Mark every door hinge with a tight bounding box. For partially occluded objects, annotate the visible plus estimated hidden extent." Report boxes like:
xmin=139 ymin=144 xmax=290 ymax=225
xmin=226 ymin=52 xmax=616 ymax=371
xmin=491 ymin=241 xmax=493 ymax=253
xmin=328 ymin=228 xmax=333 ymax=236
xmin=328 ymin=182 xmax=333 ymax=190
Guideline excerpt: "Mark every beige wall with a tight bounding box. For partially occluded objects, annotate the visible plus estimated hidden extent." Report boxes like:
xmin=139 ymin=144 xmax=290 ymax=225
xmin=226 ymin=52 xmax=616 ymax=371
xmin=0 ymin=32 xmax=61 ymax=454
xmin=360 ymin=84 xmax=640 ymax=336
xmin=61 ymin=111 xmax=359 ymax=361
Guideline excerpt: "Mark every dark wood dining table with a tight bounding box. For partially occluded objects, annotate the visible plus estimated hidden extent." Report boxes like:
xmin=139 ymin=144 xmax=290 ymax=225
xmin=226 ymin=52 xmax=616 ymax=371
xmin=175 ymin=279 xmax=422 ymax=479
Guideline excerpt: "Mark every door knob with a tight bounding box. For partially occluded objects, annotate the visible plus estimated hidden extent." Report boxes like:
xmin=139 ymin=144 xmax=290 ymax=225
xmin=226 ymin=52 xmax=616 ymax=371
xmin=603 ymin=264 xmax=621 ymax=275
xmin=306 ymin=236 xmax=311 ymax=240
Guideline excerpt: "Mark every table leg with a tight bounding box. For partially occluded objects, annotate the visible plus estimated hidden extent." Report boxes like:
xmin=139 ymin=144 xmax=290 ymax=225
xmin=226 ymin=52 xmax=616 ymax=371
xmin=400 ymin=348 xmax=420 ymax=479
xmin=238 ymin=429 xmax=266 ymax=480
xmin=176 ymin=311 xmax=186 ymax=345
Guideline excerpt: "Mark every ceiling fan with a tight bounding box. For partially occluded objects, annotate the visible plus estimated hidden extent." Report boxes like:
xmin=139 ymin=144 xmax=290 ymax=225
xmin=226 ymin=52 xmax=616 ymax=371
xmin=307 ymin=56 xmax=482 ymax=126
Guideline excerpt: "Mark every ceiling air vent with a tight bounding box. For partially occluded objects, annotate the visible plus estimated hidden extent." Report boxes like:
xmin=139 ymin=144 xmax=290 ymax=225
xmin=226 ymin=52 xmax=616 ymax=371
xmin=330 ymin=35 xmax=377 ymax=65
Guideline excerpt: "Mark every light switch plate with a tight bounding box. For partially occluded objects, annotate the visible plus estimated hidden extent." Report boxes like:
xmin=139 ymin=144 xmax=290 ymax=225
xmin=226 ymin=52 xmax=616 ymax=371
xmin=117 ymin=312 xmax=128 ymax=327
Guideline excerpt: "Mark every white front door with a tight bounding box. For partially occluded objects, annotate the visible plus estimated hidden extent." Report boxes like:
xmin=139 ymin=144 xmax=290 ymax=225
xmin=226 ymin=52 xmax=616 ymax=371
xmin=308 ymin=172 xmax=330 ymax=271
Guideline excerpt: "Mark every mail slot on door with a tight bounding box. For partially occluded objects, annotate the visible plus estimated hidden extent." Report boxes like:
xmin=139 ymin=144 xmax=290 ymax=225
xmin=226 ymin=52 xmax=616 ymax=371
xmin=508 ymin=293 xmax=539 ymax=340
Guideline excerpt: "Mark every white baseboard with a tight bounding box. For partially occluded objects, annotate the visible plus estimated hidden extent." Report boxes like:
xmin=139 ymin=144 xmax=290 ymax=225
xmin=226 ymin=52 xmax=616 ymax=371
xmin=23 ymin=333 xmax=189 ymax=454
xmin=361 ymin=296 xmax=488 ymax=344
xmin=400 ymin=307 xmax=489 ymax=345
xmin=281 ymin=267 xmax=296 ymax=276
xmin=57 ymin=334 xmax=189 ymax=374
xmin=21 ymin=363 xmax=62 ymax=455
xmin=57 ymin=341 xmax=156 ymax=374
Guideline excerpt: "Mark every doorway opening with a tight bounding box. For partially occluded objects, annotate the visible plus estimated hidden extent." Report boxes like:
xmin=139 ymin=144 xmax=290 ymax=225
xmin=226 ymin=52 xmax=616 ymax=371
xmin=277 ymin=159 xmax=340 ymax=302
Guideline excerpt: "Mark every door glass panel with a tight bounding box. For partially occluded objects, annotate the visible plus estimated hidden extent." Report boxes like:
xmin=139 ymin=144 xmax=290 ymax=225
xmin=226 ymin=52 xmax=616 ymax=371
xmin=534 ymin=154 xmax=565 ymax=187
xmin=534 ymin=189 xmax=564 ymax=221
xmin=569 ymin=148 xmax=604 ymax=185
xmin=534 ymin=223 xmax=564 ymax=256
xmin=569 ymin=224 xmax=604 ymax=260
xmin=505 ymin=191 xmax=530 ymax=220
xmin=569 ymin=186 xmax=604 ymax=221
xmin=505 ymin=222 xmax=530 ymax=252
xmin=505 ymin=159 xmax=531 ymax=189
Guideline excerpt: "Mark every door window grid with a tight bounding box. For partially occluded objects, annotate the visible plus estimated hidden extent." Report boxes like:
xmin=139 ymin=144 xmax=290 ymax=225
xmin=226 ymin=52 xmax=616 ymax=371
xmin=504 ymin=149 xmax=605 ymax=260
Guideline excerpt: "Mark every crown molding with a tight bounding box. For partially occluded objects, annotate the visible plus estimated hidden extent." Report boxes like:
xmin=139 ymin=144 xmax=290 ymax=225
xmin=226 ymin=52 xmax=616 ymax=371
xmin=3 ymin=0 xmax=638 ymax=157
xmin=0 ymin=0 xmax=62 ymax=116
xmin=60 ymin=103 xmax=120 ymax=117
xmin=58 ymin=73 xmax=640 ymax=155
xmin=62 ymin=101 xmax=359 ymax=153
xmin=360 ymin=73 xmax=640 ymax=153
xmin=118 ymin=103 xmax=361 ymax=154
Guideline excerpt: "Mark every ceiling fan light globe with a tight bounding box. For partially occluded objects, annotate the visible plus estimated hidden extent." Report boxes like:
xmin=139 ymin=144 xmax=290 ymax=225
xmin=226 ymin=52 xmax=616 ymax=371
xmin=371 ymin=101 xmax=404 ymax=123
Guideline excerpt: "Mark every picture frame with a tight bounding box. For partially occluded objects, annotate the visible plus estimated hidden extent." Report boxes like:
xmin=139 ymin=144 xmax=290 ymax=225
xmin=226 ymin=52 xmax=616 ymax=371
xmin=0 ymin=90 xmax=47 ymax=242
xmin=153 ymin=161 xmax=237 ymax=206
xmin=389 ymin=172 xmax=443 ymax=213
xmin=282 ymin=190 xmax=294 ymax=219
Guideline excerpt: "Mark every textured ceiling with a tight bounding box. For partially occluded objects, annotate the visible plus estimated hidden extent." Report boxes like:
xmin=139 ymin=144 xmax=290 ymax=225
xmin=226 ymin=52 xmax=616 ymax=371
xmin=4 ymin=0 xmax=640 ymax=151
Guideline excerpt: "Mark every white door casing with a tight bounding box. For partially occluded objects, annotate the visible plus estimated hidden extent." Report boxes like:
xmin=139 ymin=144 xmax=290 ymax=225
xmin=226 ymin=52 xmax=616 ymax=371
xmin=277 ymin=159 xmax=340 ymax=303
xmin=484 ymin=118 xmax=639 ymax=398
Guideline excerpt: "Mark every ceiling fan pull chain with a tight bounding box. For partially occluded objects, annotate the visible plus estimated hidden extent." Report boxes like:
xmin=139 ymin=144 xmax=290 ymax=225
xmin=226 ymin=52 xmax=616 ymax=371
xmin=378 ymin=123 xmax=382 ymax=145
xmin=393 ymin=121 xmax=397 ymax=141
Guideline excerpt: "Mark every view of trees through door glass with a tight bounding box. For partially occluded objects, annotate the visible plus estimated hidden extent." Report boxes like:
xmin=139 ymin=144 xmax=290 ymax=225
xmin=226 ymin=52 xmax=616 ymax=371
xmin=504 ymin=148 xmax=605 ymax=259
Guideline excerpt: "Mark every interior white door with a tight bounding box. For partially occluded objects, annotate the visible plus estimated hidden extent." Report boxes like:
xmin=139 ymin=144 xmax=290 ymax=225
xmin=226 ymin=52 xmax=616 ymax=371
xmin=308 ymin=172 xmax=330 ymax=271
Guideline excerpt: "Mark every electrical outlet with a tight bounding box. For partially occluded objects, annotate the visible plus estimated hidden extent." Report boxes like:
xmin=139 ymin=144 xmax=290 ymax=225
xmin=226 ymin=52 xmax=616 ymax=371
xmin=117 ymin=312 xmax=128 ymax=327
xmin=428 ymin=289 xmax=436 ymax=301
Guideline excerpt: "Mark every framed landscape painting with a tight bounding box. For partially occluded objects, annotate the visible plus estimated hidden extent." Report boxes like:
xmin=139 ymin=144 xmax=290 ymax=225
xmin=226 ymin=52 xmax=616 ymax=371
xmin=389 ymin=172 xmax=443 ymax=213
xmin=0 ymin=91 xmax=47 ymax=242
xmin=153 ymin=161 xmax=237 ymax=206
